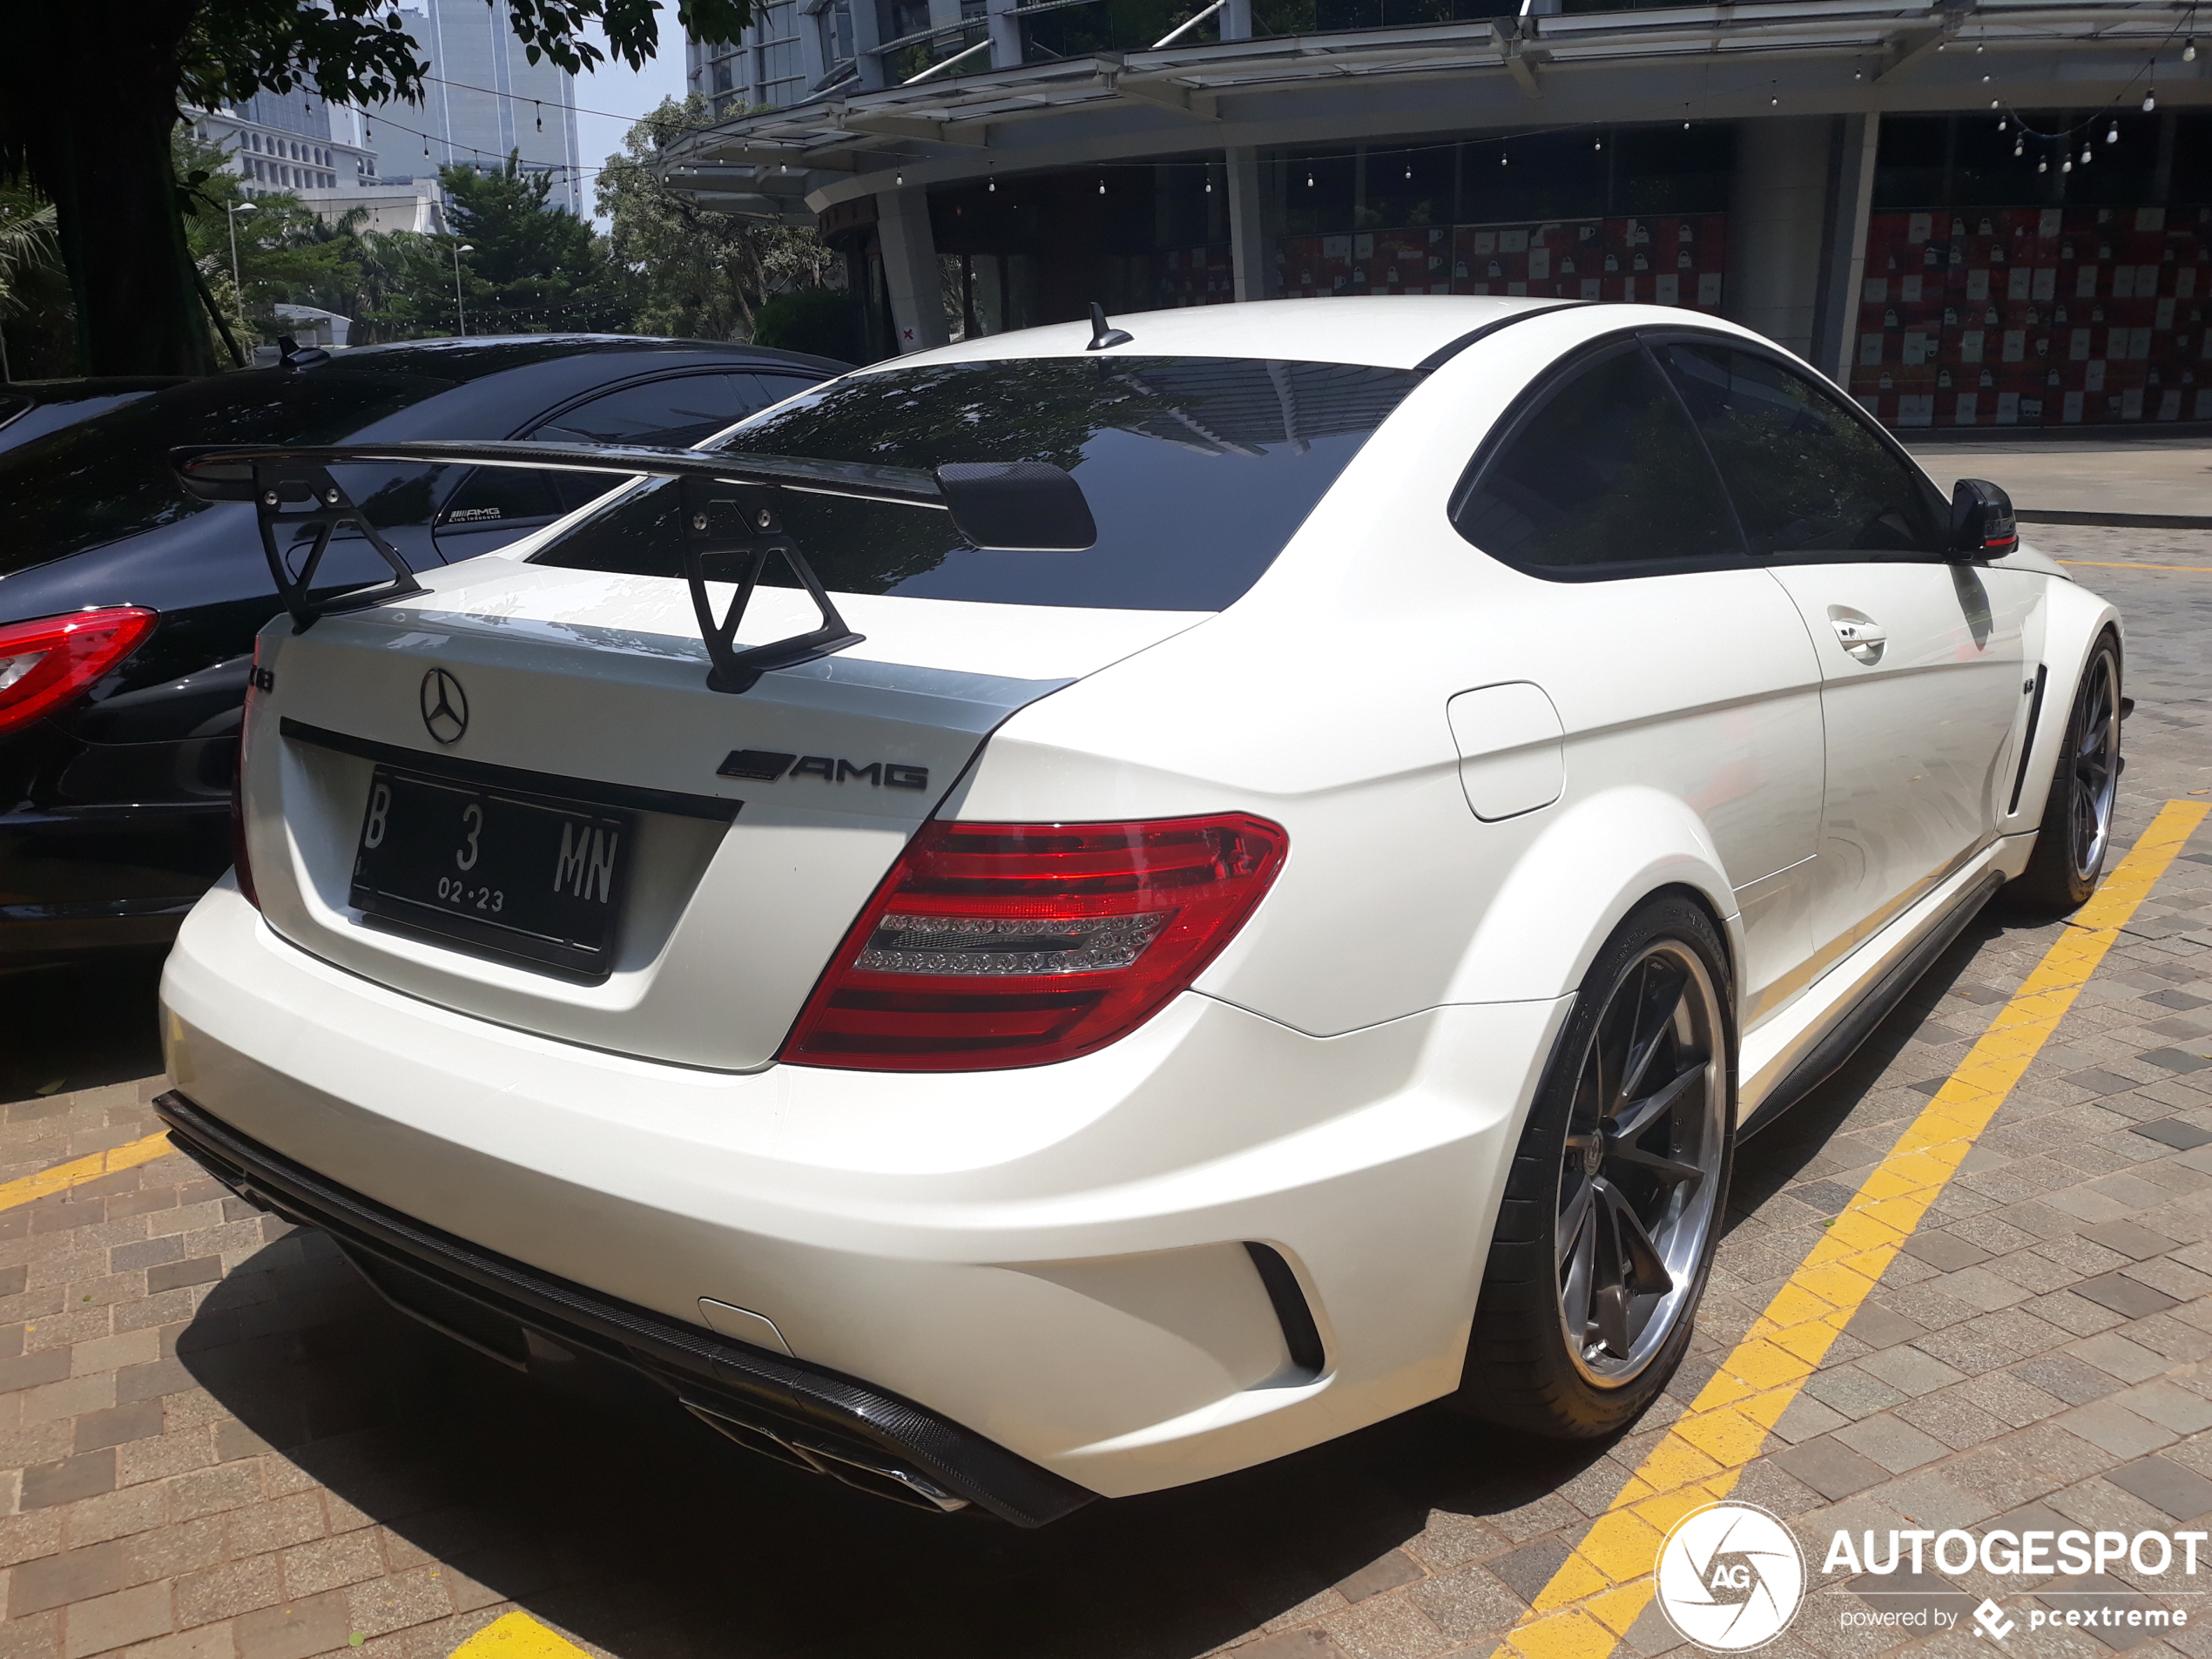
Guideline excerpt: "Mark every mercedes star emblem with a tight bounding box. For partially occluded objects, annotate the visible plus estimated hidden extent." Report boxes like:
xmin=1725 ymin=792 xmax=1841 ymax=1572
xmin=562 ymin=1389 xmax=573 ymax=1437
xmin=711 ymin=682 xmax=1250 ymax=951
xmin=420 ymin=668 xmax=469 ymax=745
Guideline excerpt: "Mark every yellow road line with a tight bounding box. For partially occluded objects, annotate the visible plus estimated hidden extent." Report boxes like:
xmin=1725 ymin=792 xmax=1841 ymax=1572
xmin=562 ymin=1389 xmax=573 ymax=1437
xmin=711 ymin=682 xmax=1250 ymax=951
xmin=450 ymin=1612 xmax=591 ymax=1656
xmin=2057 ymin=560 xmax=2212 ymax=573
xmin=1501 ymin=799 xmax=2212 ymax=1659
xmin=0 ymin=1130 xmax=173 ymax=1214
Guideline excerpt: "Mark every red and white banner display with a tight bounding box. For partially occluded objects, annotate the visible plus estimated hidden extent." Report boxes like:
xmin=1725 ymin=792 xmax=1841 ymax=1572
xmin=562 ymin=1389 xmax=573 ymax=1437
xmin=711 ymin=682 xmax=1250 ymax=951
xmin=1274 ymin=214 xmax=1728 ymax=308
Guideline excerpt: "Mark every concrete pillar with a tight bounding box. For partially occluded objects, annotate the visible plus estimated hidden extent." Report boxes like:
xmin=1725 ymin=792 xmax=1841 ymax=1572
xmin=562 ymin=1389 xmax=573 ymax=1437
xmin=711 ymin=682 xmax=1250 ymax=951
xmin=986 ymin=0 xmax=1022 ymax=69
xmin=1227 ymin=146 xmax=1271 ymax=302
xmin=878 ymin=186 xmax=950 ymax=352
xmin=1814 ymin=113 xmax=1879 ymax=387
xmin=852 ymin=0 xmax=887 ymax=91
xmin=1722 ymin=116 xmax=1835 ymax=358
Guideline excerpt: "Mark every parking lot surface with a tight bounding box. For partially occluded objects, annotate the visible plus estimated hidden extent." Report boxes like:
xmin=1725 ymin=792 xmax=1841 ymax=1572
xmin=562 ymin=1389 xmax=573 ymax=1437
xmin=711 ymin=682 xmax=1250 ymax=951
xmin=3 ymin=523 xmax=2209 ymax=1659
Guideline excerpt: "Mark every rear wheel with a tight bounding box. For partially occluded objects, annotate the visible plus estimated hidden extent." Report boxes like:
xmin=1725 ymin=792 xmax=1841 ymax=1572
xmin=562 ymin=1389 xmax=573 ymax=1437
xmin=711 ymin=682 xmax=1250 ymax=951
xmin=2008 ymin=633 xmax=2122 ymax=914
xmin=1455 ymin=895 xmax=1734 ymax=1438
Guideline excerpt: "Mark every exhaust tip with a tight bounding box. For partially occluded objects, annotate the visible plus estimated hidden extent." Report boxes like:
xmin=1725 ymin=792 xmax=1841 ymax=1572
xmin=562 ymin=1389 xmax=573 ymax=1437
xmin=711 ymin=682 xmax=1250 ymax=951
xmin=683 ymin=1399 xmax=970 ymax=1514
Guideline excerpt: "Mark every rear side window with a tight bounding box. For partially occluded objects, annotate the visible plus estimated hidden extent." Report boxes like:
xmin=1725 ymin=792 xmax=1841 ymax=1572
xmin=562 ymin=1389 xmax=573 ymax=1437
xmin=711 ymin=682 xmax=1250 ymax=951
xmin=1656 ymin=342 xmax=1946 ymax=557
xmin=529 ymin=372 xmax=815 ymax=448
xmin=533 ymin=357 xmax=1421 ymax=610
xmin=1451 ymin=345 xmax=1741 ymax=577
xmin=0 ymin=368 xmax=454 ymax=572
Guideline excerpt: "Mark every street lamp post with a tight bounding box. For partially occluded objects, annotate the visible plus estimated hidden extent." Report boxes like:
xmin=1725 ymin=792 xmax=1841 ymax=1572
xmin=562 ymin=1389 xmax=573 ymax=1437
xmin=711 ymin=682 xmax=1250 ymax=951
xmin=452 ymin=242 xmax=474 ymax=337
xmin=226 ymin=200 xmax=258 ymax=301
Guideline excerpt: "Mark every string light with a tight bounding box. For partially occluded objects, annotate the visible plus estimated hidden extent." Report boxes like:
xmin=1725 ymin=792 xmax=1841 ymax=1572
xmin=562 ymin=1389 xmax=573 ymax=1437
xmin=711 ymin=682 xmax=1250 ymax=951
xmin=2143 ymin=91 xmax=2156 ymax=111
xmin=1097 ymin=176 xmax=1105 ymax=194
xmin=2185 ymin=38 xmax=2197 ymax=61
xmin=2080 ymin=144 xmax=2092 ymax=163
xmin=2107 ymin=123 xmax=2119 ymax=142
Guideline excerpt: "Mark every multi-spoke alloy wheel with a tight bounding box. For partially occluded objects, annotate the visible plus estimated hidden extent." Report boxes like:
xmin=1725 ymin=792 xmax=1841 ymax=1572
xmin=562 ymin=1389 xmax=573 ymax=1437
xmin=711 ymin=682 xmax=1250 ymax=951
xmin=2065 ymin=648 xmax=2121 ymax=887
xmin=1554 ymin=943 xmax=1726 ymax=1386
xmin=1458 ymin=894 xmax=1735 ymax=1438
xmin=2011 ymin=633 xmax=2123 ymax=914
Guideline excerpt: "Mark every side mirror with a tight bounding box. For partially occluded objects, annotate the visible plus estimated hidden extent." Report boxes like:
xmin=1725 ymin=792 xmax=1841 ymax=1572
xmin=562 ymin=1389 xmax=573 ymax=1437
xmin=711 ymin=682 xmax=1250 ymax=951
xmin=1951 ymin=478 xmax=2019 ymax=560
xmin=936 ymin=462 xmax=1096 ymax=551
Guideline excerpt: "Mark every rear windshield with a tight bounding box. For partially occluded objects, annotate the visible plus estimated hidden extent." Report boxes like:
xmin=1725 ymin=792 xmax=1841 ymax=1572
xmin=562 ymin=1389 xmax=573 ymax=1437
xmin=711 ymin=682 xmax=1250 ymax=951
xmin=532 ymin=356 xmax=1421 ymax=610
xmin=0 ymin=368 xmax=454 ymax=574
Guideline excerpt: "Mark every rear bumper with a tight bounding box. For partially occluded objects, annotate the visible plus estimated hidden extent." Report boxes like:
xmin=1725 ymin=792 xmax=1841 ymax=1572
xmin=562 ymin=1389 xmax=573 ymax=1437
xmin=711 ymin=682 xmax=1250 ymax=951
xmin=154 ymin=1088 xmax=1091 ymax=1525
xmin=160 ymin=880 xmax=1567 ymax=1500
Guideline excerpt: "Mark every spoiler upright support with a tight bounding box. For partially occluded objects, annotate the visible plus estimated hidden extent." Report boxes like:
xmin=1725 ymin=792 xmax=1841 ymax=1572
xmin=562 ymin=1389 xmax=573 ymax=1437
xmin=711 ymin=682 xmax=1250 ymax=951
xmin=172 ymin=439 xmax=1094 ymax=691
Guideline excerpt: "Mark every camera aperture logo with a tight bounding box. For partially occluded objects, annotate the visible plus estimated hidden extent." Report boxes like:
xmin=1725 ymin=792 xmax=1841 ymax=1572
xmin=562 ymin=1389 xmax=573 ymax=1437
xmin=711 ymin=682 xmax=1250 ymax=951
xmin=1656 ymin=1502 xmax=1808 ymax=1651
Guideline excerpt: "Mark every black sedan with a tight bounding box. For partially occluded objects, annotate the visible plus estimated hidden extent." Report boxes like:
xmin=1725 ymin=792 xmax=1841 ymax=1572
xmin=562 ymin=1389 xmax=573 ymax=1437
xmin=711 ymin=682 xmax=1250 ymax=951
xmin=0 ymin=335 xmax=849 ymax=967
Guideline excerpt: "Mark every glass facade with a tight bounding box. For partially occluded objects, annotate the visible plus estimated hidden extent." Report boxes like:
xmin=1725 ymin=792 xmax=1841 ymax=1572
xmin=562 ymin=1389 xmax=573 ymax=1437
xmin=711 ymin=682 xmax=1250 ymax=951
xmin=1271 ymin=125 xmax=1732 ymax=312
xmin=1849 ymin=111 xmax=2212 ymax=428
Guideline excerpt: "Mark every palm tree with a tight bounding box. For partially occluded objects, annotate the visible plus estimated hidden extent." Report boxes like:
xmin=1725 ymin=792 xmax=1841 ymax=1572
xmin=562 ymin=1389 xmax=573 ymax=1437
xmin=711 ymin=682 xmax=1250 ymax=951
xmin=0 ymin=198 xmax=59 ymax=381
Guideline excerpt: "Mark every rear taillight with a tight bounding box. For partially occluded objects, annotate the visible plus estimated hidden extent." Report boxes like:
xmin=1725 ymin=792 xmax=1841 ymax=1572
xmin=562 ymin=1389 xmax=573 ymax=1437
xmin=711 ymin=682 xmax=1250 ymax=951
xmin=782 ymin=814 xmax=1288 ymax=1071
xmin=0 ymin=607 xmax=158 ymax=736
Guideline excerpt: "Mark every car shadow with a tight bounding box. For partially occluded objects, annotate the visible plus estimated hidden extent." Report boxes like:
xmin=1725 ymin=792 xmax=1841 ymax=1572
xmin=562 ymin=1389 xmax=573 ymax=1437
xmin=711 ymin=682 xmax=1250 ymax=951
xmin=0 ymin=948 xmax=167 ymax=1106
xmin=1726 ymin=900 xmax=2025 ymax=1219
xmin=179 ymin=1225 xmax=1617 ymax=1658
xmin=169 ymin=900 xmax=2048 ymax=1655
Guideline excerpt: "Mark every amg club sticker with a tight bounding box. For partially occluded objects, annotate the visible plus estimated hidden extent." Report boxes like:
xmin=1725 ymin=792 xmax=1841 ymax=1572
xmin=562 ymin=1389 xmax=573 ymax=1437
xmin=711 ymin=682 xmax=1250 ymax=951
xmin=718 ymin=749 xmax=928 ymax=790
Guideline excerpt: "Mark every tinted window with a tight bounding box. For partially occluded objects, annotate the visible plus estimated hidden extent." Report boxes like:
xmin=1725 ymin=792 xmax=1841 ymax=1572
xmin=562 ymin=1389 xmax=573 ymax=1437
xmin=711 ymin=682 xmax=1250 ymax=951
xmin=1657 ymin=342 xmax=1946 ymax=556
xmin=0 ymin=368 xmax=454 ymax=573
xmin=534 ymin=357 xmax=1420 ymax=611
xmin=441 ymin=464 xmax=564 ymax=528
xmin=530 ymin=373 xmax=794 ymax=448
xmin=1452 ymin=346 xmax=1741 ymax=575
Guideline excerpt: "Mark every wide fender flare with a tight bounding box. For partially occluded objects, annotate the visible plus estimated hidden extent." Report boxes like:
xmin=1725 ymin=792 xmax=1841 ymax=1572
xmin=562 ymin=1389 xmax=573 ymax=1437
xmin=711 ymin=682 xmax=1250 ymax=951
xmin=1441 ymin=786 xmax=1745 ymax=1010
xmin=2008 ymin=579 xmax=2123 ymax=834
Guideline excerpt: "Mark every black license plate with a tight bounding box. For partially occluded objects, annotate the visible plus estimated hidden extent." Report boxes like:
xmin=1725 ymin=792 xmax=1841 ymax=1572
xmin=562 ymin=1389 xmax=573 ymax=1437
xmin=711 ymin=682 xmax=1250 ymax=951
xmin=350 ymin=765 xmax=632 ymax=978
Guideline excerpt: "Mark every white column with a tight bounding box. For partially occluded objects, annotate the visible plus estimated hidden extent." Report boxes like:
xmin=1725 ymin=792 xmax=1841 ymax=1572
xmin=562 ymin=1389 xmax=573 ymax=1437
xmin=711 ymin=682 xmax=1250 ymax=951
xmin=1227 ymin=146 xmax=1271 ymax=302
xmin=1722 ymin=116 xmax=1834 ymax=357
xmin=878 ymin=185 xmax=950 ymax=351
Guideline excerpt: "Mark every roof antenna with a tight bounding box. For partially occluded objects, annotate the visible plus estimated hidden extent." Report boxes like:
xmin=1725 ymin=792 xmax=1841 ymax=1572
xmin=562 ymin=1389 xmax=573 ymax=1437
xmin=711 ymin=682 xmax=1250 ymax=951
xmin=1087 ymin=301 xmax=1133 ymax=351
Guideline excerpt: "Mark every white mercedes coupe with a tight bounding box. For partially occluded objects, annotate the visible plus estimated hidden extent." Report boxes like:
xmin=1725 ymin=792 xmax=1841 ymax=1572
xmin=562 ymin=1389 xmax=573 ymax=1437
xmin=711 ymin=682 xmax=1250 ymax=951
xmin=157 ymin=297 xmax=2123 ymax=1525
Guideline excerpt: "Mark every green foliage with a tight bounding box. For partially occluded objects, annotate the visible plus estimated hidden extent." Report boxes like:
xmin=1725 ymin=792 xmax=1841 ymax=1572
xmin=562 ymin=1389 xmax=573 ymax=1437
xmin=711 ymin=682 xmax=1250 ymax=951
xmin=176 ymin=132 xmax=362 ymax=350
xmin=369 ymin=156 xmax=637 ymax=336
xmin=752 ymin=290 xmax=858 ymax=360
xmin=174 ymin=0 xmax=753 ymax=120
xmin=0 ymin=185 xmax=69 ymax=377
xmin=0 ymin=0 xmax=750 ymax=374
xmin=597 ymin=96 xmax=838 ymax=342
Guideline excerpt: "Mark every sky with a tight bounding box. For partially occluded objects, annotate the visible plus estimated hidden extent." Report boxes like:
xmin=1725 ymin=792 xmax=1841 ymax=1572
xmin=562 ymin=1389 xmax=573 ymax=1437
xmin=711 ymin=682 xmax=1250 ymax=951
xmin=569 ymin=21 xmax=693 ymax=224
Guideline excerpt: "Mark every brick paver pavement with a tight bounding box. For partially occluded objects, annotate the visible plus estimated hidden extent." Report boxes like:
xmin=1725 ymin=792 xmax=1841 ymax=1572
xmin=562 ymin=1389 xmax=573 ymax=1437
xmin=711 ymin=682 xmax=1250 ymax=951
xmin=0 ymin=524 xmax=2208 ymax=1659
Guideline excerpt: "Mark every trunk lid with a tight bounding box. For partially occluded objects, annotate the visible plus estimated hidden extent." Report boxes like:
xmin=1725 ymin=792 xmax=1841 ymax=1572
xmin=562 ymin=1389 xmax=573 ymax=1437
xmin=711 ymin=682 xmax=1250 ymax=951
xmin=242 ymin=557 xmax=1205 ymax=1069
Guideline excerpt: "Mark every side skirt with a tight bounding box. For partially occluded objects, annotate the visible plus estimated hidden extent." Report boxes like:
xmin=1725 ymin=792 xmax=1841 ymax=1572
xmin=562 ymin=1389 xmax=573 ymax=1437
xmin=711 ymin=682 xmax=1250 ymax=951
xmin=1737 ymin=869 xmax=2006 ymax=1141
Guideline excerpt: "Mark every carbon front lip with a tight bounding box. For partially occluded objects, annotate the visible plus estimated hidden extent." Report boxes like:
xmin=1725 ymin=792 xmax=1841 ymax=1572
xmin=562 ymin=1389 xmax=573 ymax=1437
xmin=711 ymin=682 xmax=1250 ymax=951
xmin=152 ymin=1089 xmax=1096 ymax=1527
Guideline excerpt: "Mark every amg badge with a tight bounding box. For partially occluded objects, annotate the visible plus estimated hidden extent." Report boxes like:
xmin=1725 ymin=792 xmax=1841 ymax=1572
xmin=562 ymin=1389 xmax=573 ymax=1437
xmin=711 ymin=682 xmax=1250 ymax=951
xmin=718 ymin=749 xmax=928 ymax=790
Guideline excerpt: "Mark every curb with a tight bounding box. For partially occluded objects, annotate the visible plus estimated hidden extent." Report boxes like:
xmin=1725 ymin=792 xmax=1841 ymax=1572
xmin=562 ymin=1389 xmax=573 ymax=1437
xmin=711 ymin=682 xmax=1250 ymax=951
xmin=2019 ymin=508 xmax=2212 ymax=530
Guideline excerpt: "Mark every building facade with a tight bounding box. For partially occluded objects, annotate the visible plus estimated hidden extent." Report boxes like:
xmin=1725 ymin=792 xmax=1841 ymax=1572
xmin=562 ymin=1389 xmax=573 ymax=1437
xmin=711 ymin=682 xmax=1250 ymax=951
xmin=189 ymin=91 xmax=374 ymax=199
xmin=371 ymin=1 xmax=587 ymax=216
xmin=659 ymin=0 xmax=2209 ymax=431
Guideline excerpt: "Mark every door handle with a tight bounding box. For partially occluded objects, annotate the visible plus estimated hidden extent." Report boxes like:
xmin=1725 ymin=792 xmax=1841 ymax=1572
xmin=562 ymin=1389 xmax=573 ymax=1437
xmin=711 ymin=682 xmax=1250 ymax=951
xmin=1831 ymin=617 xmax=1888 ymax=663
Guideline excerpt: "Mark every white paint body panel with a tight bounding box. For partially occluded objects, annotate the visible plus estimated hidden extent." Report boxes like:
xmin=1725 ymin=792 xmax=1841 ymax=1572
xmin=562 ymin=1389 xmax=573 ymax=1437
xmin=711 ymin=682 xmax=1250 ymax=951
xmin=164 ymin=298 xmax=2121 ymax=1502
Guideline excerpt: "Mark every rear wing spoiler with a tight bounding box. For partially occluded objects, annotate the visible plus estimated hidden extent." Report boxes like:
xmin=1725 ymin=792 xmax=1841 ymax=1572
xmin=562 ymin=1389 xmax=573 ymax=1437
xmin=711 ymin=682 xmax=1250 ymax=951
xmin=170 ymin=440 xmax=1096 ymax=695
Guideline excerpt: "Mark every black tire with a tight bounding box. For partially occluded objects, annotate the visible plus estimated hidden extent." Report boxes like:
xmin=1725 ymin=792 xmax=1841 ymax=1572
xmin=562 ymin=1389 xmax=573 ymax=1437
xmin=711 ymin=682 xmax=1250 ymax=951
xmin=1454 ymin=894 xmax=1736 ymax=1439
xmin=2007 ymin=631 xmax=2123 ymax=914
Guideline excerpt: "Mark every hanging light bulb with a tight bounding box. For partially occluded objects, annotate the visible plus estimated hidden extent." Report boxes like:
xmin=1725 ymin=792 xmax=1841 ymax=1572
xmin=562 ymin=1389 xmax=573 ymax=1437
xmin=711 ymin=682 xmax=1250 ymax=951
xmin=1404 ymin=162 xmax=1412 ymax=180
xmin=2107 ymin=123 xmax=2119 ymax=142
xmin=2143 ymin=91 xmax=2156 ymax=111
xmin=895 ymin=172 xmax=904 ymax=184
xmin=1097 ymin=176 xmax=1105 ymax=194
xmin=1500 ymin=152 xmax=1508 ymax=165
xmin=1204 ymin=178 xmax=1212 ymax=192
xmin=1305 ymin=169 xmax=1314 ymax=186
xmin=988 ymin=175 xmax=996 ymax=191
xmin=2185 ymin=38 xmax=2197 ymax=61
xmin=2061 ymin=157 xmax=2073 ymax=172
xmin=2038 ymin=158 xmax=2047 ymax=172
xmin=2014 ymin=139 xmax=2025 ymax=156
xmin=1593 ymin=138 xmax=1602 ymax=151
xmin=1998 ymin=118 xmax=2007 ymax=130
xmin=2081 ymin=145 xmax=2092 ymax=163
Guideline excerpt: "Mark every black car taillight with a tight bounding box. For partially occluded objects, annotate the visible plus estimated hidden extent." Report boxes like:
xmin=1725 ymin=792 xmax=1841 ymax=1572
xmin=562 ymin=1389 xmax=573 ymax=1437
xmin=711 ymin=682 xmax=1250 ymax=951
xmin=0 ymin=607 xmax=157 ymax=735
